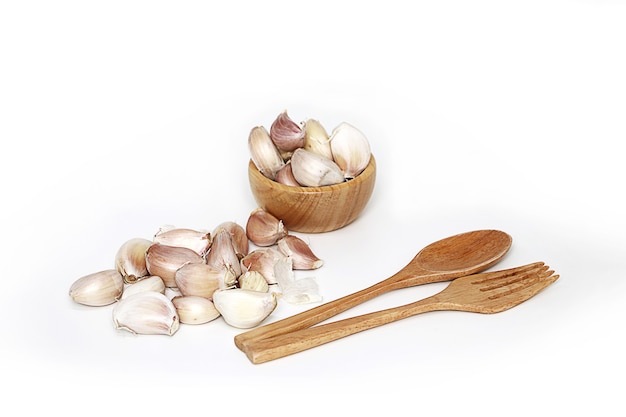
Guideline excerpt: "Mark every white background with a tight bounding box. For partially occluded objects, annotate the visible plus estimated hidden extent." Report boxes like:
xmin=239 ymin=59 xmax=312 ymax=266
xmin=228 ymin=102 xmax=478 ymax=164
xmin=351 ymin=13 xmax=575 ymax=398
xmin=2 ymin=1 xmax=624 ymax=415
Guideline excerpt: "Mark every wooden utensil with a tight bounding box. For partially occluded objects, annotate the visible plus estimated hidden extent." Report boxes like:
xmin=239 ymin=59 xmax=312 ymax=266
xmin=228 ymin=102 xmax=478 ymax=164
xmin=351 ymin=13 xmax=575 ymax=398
xmin=241 ymin=262 xmax=558 ymax=364
xmin=234 ymin=229 xmax=513 ymax=350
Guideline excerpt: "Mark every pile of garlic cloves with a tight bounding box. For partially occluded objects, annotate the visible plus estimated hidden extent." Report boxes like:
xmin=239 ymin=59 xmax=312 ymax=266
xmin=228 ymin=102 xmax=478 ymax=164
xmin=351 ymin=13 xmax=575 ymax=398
xmin=249 ymin=110 xmax=372 ymax=186
xmin=69 ymin=208 xmax=324 ymax=336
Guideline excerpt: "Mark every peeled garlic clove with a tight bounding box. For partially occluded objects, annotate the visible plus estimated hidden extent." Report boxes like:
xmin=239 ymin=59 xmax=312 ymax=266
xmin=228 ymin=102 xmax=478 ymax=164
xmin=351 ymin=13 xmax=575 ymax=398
xmin=269 ymin=110 xmax=305 ymax=152
xmin=290 ymin=148 xmax=345 ymax=187
xmin=69 ymin=269 xmax=124 ymax=306
xmin=245 ymin=207 xmax=288 ymax=247
xmin=249 ymin=126 xmax=285 ymax=180
xmin=153 ymin=227 xmax=212 ymax=256
xmin=121 ymin=275 xmax=166 ymax=299
xmin=277 ymin=235 xmax=324 ymax=270
xmin=213 ymin=288 xmax=277 ymax=329
xmin=238 ymin=270 xmax=269 ymax=292
xmin=329 ymin=122 xmax=371 ymax=179
xmin=171 ymin=295 xmax=221 ymax=325
xmin=145 ymin=243 xmax=204 ymax=287
xmin=303 ymin=118 xmax=333 ymax=160
xmin=174 ymin=262 xmax=225 ymax=299
xmin=205 ymin=227 xmax=242 ymax=277
xmin=240 ymin=248 xmax=285 ymax=285
xmin=275 ymin=162 xmax=301 ymax=187
xmin=114 ymin=237 xmax=151 ymax=284
xmin=212 ymin=221 xmax=249 ymax=258
xmin=112 ymin=291 xmax=179 ymax=336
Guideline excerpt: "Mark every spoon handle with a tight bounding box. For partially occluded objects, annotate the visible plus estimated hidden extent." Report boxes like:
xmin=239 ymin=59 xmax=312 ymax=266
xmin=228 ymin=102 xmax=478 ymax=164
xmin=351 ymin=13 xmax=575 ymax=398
xmin=241 ymin=296 xmax=443 ymax=364
xmin=234 ymin=261 xmax=450 ymax=351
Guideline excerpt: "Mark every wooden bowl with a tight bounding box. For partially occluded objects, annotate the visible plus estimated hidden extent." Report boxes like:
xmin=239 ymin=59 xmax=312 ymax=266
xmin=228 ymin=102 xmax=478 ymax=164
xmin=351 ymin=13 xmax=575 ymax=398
xmin=248 ymin=155 xmax=376 ymax=233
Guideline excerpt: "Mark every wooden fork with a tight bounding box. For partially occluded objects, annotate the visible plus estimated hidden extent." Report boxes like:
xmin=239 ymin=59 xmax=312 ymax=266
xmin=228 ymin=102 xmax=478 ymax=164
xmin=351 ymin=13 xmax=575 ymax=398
xmin=239 ymin=262 xmax=559 ymax=364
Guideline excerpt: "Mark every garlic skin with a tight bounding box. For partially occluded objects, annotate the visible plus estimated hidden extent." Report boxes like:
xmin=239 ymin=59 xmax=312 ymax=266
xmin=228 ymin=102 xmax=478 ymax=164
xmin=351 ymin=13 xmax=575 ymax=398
xmin=153 ymin=227 xmax=212 ymax=257
xmin=303 ymin=118 xmax=333 ymax=160
xmin=212 ymin=288 xmax=277 ymax=329
xmin=112 ymin=291 xmax=180 ymax=336
xmin=249 ymin=126 xmax=285 ymax=180
xmin=212 ymin=221 xmax=249 ymax=259
xmin=274 ymin=162 xmax=301 ymax=187
xmin=277 ymin=235 xmax=324 ymax=270
xmin=269 ymin=110 xmax=305 ymax=152
xmin=145 ymin=243 xmax=205 ymax=287
xmin=329 ymin=122 xmax=371 ymax=179
xmin=290 ymin=148 xmax=345 ymax=187
xmin=245 ymin=207 xmax=288 ymax=247
xmin=171 ymin=295 xmax=221 ymax=325
xmin=174 ymin=262 xmax=226 ymax=299
xmin=114 ymin=238 xmax=151 ymax=284
xmin=121 ymin=275 xmax=166 ymax=299
xmin=69 ymin=269 xmax=124 ymax=306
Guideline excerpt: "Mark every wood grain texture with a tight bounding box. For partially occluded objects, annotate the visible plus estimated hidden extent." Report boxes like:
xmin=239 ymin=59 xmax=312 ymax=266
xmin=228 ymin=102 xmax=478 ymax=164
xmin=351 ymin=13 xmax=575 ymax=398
xmin=234 ymin=229 xmax=513 ymax=351
xmin=248 ymin=155 xmax=376 ymax=233
xmin=241 ymin=262 xmax=558 ymax=364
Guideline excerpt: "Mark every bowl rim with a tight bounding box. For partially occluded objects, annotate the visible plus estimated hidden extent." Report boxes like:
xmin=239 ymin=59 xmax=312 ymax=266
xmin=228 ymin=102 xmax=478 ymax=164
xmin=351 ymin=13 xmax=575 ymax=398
xmin=248 ymin=153 xmax=377 ymax=194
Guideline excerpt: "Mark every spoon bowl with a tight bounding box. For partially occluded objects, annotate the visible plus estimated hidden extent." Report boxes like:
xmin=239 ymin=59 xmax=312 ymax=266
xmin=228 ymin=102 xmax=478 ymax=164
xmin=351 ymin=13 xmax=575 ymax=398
xmin=235 ymin=229 xmax=513 ymax=349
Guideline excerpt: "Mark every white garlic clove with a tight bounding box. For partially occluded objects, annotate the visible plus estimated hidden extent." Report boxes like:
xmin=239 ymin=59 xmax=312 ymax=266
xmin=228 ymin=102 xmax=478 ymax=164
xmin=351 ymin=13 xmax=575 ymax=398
xmin=274 ymin=162 xmax=301 ymax=187
xmin=290 ymin=148 xmax=345 ymax=187
xmin=303 ymin=118 xmax=333 ymax=160
xmin=212 ymin=221 xmax=249 ymax=259
xmin=277 ymin=235 xmax=324 ymax=270
xmin=114 ymin=237 xmax=151 ymax=284
xmin=245 ymin=207 xmax=288 ymax=247
xmin=240 ymin=247 xmax=286 ymax=285
xmin=205 ymin=227 xmax=242 ymax=277
xmin=212 ymin=288 xmax=277 ymax=329
xmin=69 ymin=269 xmax=124 ymax=306
xmin=145 ymin=243 xmax=205 ymax=287
xmin=121 ymin=275 xmax=166 ymax=299
xmin=171 ymin=295 xmax=221 ymax=325
xmin=249 ymin=125 xmax=285 ymax=180
xmin=238 ymin=270 xmax=269 ymax=292
xmin=329 ymin=122 xmax=371 ymax=179
xmin=153 ymin=227 xmax=212 ymax=257
xmin=269 ymin=110 xmax=305 ymax=152
xmin=174 ymin=262 xmax=226 ymax=299
xmin=112 ymin=291 xmax=180 ymax=336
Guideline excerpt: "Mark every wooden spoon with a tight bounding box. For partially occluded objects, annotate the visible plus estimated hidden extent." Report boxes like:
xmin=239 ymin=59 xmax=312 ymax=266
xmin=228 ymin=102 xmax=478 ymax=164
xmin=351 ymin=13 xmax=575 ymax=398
xmin=234 ymin=229 xmax=512 ymax=350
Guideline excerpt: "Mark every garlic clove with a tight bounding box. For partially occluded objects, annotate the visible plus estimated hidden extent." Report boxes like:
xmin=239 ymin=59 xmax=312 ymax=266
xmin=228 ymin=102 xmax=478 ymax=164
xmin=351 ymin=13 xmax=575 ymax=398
xmin=249 ymin=125 xmax=285 ymax=180
xmin=245 ymin=207 xmax=288 ymax=247
xmin=69 ymin=269 xmax=124 ymax=306
xmin=240 ymin=247 xmax=286 ymax=285
xmin=121 ymin=275 xmax=166 ymax=299
xmin=290 ymin=148 xmax=345 ymax=187
xmin=205 ymin=227 xmax=242 ymax=277
xmin=269 ymin=110 xmax=305 ymax=152
xmin=274 ymin=162 xmax=301 ymax=187
xmin=114 ymin=237 xmax=151 ymax=284
xmin=112 ymin=291 xmax=179 ymax=336
xmin=303 ymin=118 xmax=333 ymax=160
xmin=212 ymin=288 xmax=277 ymax=329
xmin=329 ymin=122 xmax=371 ymax=179
xmin=171 ymin=295 xmax=221 ymax=325
xmin=145 ymin=243 xmax=205 ymax=288
xmin=212 ymin=221 xmax=249 ymax=259
xmin=277 ymin=235 xmax=324 ymax=270
xmin=238 ymin=270 xmax=269 ymax=292
xmin=153 ymin=227 xmax=212 ymax=257
xmin=174 ymin=262 xmax=226 ymax=299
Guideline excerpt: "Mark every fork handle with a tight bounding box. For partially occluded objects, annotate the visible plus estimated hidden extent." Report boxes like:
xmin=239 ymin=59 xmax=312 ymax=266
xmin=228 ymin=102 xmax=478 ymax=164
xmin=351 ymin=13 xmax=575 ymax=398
xmin=240 ymin=296 xmax=446 ymax=364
